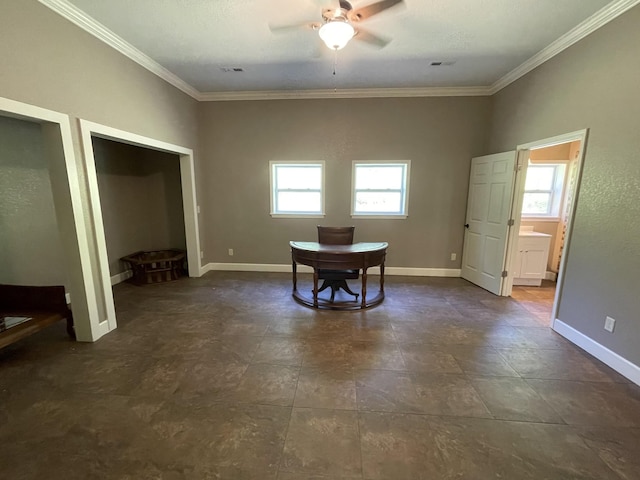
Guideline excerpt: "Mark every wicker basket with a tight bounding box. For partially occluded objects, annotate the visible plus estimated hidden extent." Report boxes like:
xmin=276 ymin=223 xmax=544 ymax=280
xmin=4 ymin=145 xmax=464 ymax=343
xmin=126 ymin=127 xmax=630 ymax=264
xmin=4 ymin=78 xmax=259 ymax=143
xmin=120 ymin=250 xmax=186 ymax=285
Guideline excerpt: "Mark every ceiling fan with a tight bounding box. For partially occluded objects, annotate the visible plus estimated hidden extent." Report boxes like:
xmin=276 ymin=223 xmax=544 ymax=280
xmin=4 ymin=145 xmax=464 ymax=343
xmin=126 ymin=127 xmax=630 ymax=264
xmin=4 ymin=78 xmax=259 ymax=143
xmin=270 ymin=0 xmax=405 ymax=51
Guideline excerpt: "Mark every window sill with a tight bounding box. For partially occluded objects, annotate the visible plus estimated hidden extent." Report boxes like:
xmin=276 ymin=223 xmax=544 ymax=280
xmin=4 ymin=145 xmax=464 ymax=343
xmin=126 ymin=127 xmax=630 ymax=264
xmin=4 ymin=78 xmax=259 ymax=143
xmin=271 ymin=214 xmax=325 ymax=219
xmin=351 ymin=214 xmax=408 ymax=220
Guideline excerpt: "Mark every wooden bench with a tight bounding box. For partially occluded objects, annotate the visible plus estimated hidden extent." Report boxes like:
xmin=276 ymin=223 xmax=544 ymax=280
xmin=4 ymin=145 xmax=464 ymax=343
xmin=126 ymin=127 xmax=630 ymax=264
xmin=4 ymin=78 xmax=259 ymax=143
xmin=0 ymin=284 xmax=75 ymax=350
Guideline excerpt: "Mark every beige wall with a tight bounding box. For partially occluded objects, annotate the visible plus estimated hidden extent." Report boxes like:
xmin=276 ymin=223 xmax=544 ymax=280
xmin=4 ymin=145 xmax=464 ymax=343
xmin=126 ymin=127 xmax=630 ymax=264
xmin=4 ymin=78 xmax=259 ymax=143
xmin=0 ymin=116 xmax=66 ymax=285
xmin=93 ymin=138 xmax=186 ymax=276
xmin=529 ymin=143 xmax=571 ymax=161
xmin=198 ymin=97 xmax=491 ymax=268
xmin=490 ymin=6 xmax=640 ymax=365
xmin=0 ymin=0 xmax=199 ymax=334
xmin=0 ymin=1 xmax=198 ymax=148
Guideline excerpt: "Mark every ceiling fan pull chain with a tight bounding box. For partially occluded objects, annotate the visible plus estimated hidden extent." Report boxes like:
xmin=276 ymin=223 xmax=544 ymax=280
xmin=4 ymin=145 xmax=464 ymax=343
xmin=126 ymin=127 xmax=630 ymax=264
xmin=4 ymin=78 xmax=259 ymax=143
xmin=333 ymin=49 xmax=338 ymax=92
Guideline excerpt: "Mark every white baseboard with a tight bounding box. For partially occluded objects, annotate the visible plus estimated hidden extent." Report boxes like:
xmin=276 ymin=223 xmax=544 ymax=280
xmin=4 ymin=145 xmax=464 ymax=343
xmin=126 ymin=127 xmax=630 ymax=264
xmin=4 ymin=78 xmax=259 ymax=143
xmin=545 ymin=271 xmax=558 ymax=281
xmin=201 ymin=262 xmax=460 ymax=277
xmin=110 ymin=269 xmax=133 ymax=285
xmin=553 ymin=319 xmax=640 ymax=386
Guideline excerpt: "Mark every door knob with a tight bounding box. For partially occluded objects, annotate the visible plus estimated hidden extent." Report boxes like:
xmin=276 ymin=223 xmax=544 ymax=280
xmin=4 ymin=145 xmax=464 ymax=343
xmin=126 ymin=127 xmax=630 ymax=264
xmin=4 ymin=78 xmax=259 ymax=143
xmin=464 ymin=224 xmax=470 ymax=228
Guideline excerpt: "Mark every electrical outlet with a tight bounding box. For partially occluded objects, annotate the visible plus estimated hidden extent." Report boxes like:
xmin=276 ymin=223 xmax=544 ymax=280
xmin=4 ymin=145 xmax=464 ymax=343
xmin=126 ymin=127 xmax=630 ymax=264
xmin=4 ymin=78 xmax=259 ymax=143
xmin=604 ymin=316 xmax=616 ymax=333
xmin=228 ymin=248 xmax=234 ymax=256
xmin=450 ymin=253 xmax=457 ymax=261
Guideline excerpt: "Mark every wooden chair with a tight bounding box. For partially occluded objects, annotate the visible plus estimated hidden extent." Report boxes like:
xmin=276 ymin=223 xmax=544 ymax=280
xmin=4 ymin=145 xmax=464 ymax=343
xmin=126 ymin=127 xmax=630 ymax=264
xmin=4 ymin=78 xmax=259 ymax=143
xmin=316 ymin=226 xmax=360 ymax=302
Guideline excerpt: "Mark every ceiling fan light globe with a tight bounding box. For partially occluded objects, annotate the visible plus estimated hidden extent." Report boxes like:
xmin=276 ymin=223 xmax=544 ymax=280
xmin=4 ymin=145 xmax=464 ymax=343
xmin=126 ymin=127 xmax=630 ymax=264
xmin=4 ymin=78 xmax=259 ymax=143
xmin=319 ymin=21 xmax=355 ymax=50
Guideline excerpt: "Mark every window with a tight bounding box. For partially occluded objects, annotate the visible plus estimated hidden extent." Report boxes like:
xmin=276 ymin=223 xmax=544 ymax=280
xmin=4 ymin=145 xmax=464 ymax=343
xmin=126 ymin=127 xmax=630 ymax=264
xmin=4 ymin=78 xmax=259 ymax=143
xmin=351 ymin=161 xmax=410 ymax=217
xmin=522 ymin=163 xmax=566 ymax=218
xmin=270 ymin=162 xmax=324 ymax=217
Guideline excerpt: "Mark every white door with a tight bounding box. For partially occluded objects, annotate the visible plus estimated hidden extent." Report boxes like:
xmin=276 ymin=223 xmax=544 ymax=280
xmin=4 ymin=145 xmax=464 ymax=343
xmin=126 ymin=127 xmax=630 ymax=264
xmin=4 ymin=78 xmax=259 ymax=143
xmin=461 ymin=152 xmax=516 ymax=295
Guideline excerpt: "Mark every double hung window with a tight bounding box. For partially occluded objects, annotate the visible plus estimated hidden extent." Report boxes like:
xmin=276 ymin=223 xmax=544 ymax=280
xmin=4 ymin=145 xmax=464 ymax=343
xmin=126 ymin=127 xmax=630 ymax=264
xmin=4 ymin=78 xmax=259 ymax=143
xmin=522 ymin=163 xmax=566 ymax=218
xmin=270 ymin=162 xmax=325 ymax=217
xmin=351 ymin=161 xmax=410 ymax=217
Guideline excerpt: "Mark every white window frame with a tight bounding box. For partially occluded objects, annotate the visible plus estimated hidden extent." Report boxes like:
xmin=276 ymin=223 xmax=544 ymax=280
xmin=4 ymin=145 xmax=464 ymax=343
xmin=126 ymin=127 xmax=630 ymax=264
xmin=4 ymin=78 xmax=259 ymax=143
xmin=522 ymin=162 xmax=567 ymax=220
xmin=351 ymin=161 xmax=410 ymax=219
xmin=269 ymin=161 xmax=325 ymax=218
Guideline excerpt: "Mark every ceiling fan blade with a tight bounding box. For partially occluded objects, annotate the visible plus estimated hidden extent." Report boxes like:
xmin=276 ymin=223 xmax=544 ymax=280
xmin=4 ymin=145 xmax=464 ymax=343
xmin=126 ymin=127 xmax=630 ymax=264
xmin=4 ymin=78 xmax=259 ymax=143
xmin=354 ymin=28 xmax=391 ymax=48
xmin=351 ymin=0 xmax=404 ymax=21
xmin=269 ymin=21 xmax=321 ymax=33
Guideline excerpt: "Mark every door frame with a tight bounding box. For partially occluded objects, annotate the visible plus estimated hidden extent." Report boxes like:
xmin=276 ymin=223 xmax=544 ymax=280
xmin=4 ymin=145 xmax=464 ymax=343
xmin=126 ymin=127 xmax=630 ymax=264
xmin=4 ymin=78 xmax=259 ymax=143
xmin=78 ymin=119 xmax=201 ymax=335
xmin=502 ymin=129 xmax=589 ymax=323
xmin=0 ymin=96 xmax=102 ymax=341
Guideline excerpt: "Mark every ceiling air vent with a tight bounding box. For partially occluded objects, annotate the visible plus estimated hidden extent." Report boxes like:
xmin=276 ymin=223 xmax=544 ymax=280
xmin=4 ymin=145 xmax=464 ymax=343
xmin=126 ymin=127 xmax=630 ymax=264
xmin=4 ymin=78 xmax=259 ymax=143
xmin=430 ymin=61 xmax=456 ymax=66
xmin=220 ymin=67 xmax=244 ymax=72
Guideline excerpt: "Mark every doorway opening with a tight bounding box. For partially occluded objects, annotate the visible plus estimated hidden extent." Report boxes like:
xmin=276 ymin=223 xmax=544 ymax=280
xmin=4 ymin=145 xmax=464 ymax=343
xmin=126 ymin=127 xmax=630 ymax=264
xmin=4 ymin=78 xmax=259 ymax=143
xmin=504 ymin=130 xmax=588 ymax=327
xmin=79 ymin=119 xmax=200 ymax=338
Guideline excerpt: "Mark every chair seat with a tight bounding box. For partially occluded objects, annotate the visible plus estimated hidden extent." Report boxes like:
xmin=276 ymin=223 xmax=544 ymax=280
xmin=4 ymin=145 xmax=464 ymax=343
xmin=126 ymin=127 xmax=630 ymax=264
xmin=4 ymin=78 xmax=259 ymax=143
xmin=318 ymin=268 xmax=359 ymax=280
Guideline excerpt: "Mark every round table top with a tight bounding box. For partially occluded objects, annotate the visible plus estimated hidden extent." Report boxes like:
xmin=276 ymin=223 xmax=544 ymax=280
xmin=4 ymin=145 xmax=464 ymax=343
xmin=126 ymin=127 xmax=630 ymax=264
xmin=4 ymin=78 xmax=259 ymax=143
xmin=289 ymin=241 xmax=388 ymax=253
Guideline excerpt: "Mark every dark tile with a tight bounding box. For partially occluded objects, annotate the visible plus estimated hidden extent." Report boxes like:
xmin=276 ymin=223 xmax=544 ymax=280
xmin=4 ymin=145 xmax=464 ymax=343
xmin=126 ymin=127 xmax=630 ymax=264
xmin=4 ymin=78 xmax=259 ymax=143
xmin=351 ymin=341 xmax=406 ymax=371
xmin=576 ymin=426 xmax=640 ymax=480
xmin=253 ymin=336 xmax=306 ymax=366
xmin=355 ymin=369 xmax=423 ymax=414
xmin=359 ymin=411 xmax=439 ymax=479
xmin=281 ymin=408 xmax=362 ymax=477
xmin=470 ymin=376 xmax=563 ymax=423
xmin=499 ymin=348 xmax=625 ymax=382
xmin=423 ymin=416 xmax=621 ymax=479
xmin=3 ymin=272 xmax=637 ymax=480
xmin=527 ymin=379 xmax=640 ymax=426
xmin=411 ymin=373 xmax=492 ymax=418
xmin=229 ymin=363 xmax=300 ymax=406
xmin=294 ymin=370 xmax=356 ymax=410
xmin=399 ymin=343 xmax=463 ymax=374
xmin=149 ymin=402 xmax=290 ymax=476
xmin=446 ymin=346 xmax=519 ymax=377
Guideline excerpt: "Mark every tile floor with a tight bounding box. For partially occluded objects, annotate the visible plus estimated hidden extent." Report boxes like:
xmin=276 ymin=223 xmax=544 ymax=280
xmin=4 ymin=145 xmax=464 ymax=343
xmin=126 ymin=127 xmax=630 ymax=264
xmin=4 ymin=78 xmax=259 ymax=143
xmin=1 ymin=272 xmax=640 ymax=479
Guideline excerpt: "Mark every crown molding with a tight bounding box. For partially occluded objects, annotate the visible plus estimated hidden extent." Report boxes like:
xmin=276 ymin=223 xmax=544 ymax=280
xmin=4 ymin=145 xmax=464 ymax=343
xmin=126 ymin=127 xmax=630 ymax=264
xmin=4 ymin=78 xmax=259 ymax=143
xmin=40 ymin=0 xmax=639 ymax=102
xmin=490 ymin=0 xmax=640 ymax=94
xmin=198 ymin=86 xmax=491 ymax=102
xmin=38 ymin=0 xmax=201 ymax=100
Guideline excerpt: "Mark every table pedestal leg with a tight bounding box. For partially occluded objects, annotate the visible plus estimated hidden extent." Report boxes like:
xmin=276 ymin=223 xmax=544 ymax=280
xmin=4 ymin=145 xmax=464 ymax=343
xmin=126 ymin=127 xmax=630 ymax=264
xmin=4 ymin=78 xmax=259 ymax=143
xmin=361 ymin=268 xmax=368 ymax=308
xmin=292 ymin=260 xmax=297 ymax=292
xmin=313 ymin=269 xmax=319 ymax=308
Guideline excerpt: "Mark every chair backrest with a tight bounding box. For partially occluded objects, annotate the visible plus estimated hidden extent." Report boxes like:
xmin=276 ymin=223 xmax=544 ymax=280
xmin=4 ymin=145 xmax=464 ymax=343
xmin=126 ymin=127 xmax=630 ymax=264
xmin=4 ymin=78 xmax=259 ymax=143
xmin=317 ymin=226 xmax=355 ymax=245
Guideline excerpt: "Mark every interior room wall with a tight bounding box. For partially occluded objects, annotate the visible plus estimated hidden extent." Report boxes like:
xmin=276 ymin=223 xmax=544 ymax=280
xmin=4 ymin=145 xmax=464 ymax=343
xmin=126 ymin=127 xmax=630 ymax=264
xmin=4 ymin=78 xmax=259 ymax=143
xmin=489 ymin=5 xmax=640 ymax=367
xmin=0 ymin=116 xmax=66 ymax=286
xmin=93 ymin=138 xmax=186 ymax=277
xmin=198 ymin=96 xmax=491 ymax=269
xmin=0 ymin=0 xmax=199 ymax=332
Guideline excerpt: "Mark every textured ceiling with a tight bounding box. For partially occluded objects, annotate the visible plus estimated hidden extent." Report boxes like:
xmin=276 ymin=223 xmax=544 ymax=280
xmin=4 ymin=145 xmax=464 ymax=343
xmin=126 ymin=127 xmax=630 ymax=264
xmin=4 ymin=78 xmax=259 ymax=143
xmin=62 ymin=0 xmax=615 ymax=94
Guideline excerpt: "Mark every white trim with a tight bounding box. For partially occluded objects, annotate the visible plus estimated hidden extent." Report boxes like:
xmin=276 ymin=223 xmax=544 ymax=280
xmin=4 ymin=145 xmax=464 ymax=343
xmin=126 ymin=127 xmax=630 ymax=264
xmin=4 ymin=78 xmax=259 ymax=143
xmin=490 ymin=0 xmax=640 ymax=94
xmin=39 ymin=0 xmax=638 ymax=101
xmin=270 ymin=214 xmax=326 ymax=219
xmin=516 ymin=130 xmax=588 ymax=322
xmin=351 ymin=215 xmax=408 ymax=220
xmin=199 ymin=87 xmax=490 ymax=102
xmin=110 ymin=270 xmax=133 ymax=286
xmin=201 ymin=262 xmax=460 ymax=277
xmin=553 ymin=319 xmax=640 ymax=386
xmin=545 ymin=271 xmax=557 ymax=281
xmin=0 ymin=96 xmax=102 ymax=342
xmin=37 ymin=0 xmax=200 ymax=100
xmin=78 ymin=120 xmax=202 ymax=335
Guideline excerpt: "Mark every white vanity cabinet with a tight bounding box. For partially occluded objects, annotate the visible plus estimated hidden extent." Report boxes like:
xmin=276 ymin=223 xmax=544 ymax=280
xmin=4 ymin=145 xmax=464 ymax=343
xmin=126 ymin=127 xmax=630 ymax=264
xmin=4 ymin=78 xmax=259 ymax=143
xmin=513 ymin=231 xmax=552 ymax=286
